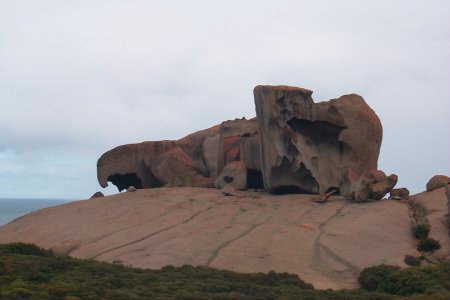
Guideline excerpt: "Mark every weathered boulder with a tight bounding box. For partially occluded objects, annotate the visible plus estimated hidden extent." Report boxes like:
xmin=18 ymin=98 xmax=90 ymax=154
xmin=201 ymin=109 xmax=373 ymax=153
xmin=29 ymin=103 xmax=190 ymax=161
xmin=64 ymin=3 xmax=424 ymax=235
xmin=97 ymin=118 xmax=261 ymax=192
xmin=352 ymin=171 xmax=398 ymax=202
xmin=90 ymin=191 xmax=104 ymax=199
xmin=97 ymin=85 xmax=395 ymax=201
xmin=253 ymin=85 xmax=396 ymax=200
xmin=389 ymin=188 xmax=410 ymax=200
xmin=426 ymin=175 xmax=450 ymax=192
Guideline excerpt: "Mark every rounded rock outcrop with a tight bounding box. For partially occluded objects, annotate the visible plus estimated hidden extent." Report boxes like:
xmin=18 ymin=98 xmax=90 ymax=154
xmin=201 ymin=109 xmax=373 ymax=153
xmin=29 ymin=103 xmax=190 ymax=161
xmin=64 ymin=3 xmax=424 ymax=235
xmin=426 ymin=175 xmax=450 ymax=192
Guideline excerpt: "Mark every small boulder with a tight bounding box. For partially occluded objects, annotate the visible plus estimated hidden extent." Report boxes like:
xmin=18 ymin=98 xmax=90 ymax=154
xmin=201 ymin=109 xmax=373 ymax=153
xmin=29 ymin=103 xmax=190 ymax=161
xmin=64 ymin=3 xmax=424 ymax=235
xmin=127 ymin=186 xmax=137 ymax=192
xmin=353 ymin=170 xmax=398 ymax=202
xmin=90 ymin=191 xmax=104 ymax=199
xmin=389 ymin=188 xmax=410 ymax=200
xmin=426 ymin=175 xmax=450 ymax=192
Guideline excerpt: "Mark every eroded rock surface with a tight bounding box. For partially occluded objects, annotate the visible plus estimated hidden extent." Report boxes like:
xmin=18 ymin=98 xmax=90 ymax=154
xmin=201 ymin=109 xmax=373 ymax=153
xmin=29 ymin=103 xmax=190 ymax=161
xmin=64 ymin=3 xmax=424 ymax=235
xmin=97 ymin=118 xmax=261 ymax=192
xmin=426 ymin=175 xmax=450 ymax=192
xmin=412 ymin=187 xmax=450 ymax=260
xmin=253 ymin=85 xmax=396 ymax=200
xmin=97 ymin=85 xmax=396 ymax=201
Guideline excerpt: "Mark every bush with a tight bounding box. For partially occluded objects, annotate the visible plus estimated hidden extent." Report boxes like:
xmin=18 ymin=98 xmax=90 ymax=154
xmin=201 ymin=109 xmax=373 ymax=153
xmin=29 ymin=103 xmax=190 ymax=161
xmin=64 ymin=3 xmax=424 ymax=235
xmin=417 ymin=238 xmax=441 ymax=253
xmin=1 ymin=287 xmax=34 ymax=299
xmin=0 ymin=242 xmax=53 ymax=257
xmin=377 ymin=268 xmax=428 ymax=295
xmin=358 ymin=265 xmax=401 ymax=291
xmin=359 ymin=261 xmax=450 ymax=296
xmin=404 ymin=255 xmax=421 ymax=267
xmin=0 ymin=242 xmax=448 ymax=300
xmin=412 ymin=224 xmax=430 ymax=240
xmin=359 ymin=266 xmax=428 ymax=295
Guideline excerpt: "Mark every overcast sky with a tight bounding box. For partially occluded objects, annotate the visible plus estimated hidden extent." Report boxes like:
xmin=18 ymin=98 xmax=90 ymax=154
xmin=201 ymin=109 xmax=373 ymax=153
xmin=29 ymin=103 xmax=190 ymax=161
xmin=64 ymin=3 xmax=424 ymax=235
xmin=1 ymin=1 xmax=449 ymax=199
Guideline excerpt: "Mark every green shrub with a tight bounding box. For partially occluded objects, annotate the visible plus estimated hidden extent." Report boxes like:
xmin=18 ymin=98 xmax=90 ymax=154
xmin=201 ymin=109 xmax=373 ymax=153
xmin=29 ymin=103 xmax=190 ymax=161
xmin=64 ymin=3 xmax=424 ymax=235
xmin=358 ymin=265 xmax=401 ymax=291
xmin=378 ymin=268 xmax=428 ymax=295
xmin=0 ymin=242 xmax=448 ymax=300
xmin=47 ymin=282 xmax=76 ymax=299
xmin=417 ymin=238 xmax=441 ymax=253
xmin=0 ymin=242 xmax=53 ymax=257
xmin=359 ymin=266 xmax=429 ymax=295
xmin=1 ymin=287 xmax=34 ymax=299
xmin=359 ymin=261 xmax=450 ymax=296
xmin=412 ymin=224 xmax=430 ymax=240
xmin=404 ymin=255 xmax=421 ymax=266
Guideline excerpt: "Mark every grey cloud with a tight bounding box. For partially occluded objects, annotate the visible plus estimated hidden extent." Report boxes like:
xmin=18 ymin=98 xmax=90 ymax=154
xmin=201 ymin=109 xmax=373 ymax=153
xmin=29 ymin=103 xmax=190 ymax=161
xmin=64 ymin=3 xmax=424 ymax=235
xmin=0 ymin=0 xmax=449 ymax=198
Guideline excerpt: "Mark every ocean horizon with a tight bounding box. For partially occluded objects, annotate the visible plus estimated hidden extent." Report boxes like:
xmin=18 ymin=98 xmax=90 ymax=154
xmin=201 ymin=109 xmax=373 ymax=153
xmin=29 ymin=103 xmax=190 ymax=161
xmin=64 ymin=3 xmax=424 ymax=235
xmin=0 ymin=198 xmax=72 ymax=226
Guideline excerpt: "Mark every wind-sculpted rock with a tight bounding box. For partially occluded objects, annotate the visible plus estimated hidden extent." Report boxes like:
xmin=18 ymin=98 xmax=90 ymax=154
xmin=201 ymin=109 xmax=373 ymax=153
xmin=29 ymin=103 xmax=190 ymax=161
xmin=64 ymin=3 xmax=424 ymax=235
xmin=253 ymin=85 xmax=396 ymax=200
xmin=97 ymin=85 xmax=396 ymax=201
xmin=351 ymin=171 xmax=398 ymax=202
xmin=97 ymin=118 xmax=262 ymax=192
xmin=426 ymin=175 xmax=450 ymax=192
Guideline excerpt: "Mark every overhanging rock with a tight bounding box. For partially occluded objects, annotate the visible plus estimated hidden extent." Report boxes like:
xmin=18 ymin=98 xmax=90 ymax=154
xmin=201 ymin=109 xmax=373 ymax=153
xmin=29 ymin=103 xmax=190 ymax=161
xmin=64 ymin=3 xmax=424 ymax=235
xmin=253 ymin=85 xmax=396 ymax=200
xmin=97 ymin=85 xmax=397 ymax=201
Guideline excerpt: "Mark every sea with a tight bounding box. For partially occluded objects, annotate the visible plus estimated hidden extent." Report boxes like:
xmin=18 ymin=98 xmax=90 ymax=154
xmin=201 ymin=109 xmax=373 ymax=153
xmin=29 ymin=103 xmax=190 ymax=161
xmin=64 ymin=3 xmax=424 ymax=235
xmin=0 ymin=198 xmax=71 ymax=226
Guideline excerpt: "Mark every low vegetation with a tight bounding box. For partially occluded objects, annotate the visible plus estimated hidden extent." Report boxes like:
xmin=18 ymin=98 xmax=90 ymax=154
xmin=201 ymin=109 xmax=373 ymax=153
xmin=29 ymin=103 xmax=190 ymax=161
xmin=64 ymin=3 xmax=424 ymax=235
xmin=358 ymin=262 xmax=450 ymax=296
xmin=0 ymin=243 xmax=449 ymax=300
xmin=417 ymin=238 xmax=442 ymax=253
xmin=412 ymin=223 xmax=430 ymax=240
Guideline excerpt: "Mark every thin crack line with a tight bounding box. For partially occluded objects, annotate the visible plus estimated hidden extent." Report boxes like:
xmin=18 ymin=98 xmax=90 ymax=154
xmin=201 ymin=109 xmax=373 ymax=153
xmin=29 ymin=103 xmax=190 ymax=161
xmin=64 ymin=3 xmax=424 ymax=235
xmin=89 ymin=206 xmax=213 ymax=259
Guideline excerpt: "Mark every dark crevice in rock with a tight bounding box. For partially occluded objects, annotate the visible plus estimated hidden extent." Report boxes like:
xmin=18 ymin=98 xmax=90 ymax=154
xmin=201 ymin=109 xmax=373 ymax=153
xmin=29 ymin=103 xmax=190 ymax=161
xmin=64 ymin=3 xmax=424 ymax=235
xmin=246 ymin=169 xmax=264 ymax=189
xmin=287 ymin=118 xmax=346 ymax=145
xmin=326 ymin=187 xmax=340 ymax=194
xmin=271 ymin=185 xmax=309 ymax=195
xmin=224 ymin=176 xmax=234 ymax=184
xmin=107 ymin=173 xmax=145 ymax=192
xmin=270 ymin=159 xmax=319 ymax=194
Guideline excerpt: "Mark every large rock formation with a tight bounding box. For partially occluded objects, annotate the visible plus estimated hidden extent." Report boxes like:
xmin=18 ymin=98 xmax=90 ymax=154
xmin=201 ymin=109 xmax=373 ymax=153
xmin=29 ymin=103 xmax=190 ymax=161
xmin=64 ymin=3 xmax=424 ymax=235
xmin=97 ymin=85 xmax=396 ymax=201
xmin=1 ymin=187 xmax=448 ymax=289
